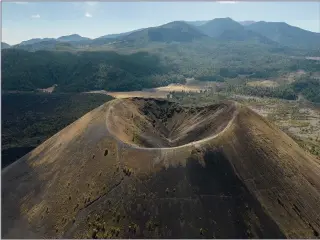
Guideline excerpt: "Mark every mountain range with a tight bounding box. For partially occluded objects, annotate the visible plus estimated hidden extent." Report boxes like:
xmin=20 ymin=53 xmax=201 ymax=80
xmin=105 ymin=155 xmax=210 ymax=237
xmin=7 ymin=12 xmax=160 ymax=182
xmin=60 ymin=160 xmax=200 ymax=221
xmin=246 ymin=21 xmax=320 ymax=49
xmin=196 ymin=18 xmax=275 ymax=44
xmin=123 ymin=21 xmax=207 ymax=44
xmin=57 ymin=34 xmax=91 ymax=42
xmin=2 ymin=17 xmax=319 ymax=96
xmin=1 ymin=42 xmax=11 ymax=49
xmin=2 ymin=18 xmax=319 ymax=51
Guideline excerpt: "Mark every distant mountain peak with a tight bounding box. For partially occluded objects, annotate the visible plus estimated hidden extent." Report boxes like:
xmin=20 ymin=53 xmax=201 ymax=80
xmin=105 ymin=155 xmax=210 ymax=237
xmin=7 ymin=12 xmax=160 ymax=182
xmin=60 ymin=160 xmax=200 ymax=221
xmin=19 ymin=38 xmax=56 ymax=46
xmin=161 ymin=20 xmax=196 ymax=28
xmin=246 ymin=21 xmax=320 ymax=49
xmin=1 ymin=42 xmax=11 ymax=49
xmin=197 ymin=17 xmax=243 ymax=38
xmin=123 ymin=20 xmax=206 ymax=43
xmin=204 ymin=17 xmax=241 ymax=25
xmin=58 ymin=34 xmax=82 ymax=38
xmin=211 ymin=17 xmax=235 ymax=22
xmin=57 ymin=34 xmax=91 ymax=42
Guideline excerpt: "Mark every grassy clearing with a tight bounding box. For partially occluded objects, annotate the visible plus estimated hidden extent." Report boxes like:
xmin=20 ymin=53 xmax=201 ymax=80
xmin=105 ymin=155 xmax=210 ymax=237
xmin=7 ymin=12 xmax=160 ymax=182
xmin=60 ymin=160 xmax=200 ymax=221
xmin=247 ymin=80 xmax=279 ymax=88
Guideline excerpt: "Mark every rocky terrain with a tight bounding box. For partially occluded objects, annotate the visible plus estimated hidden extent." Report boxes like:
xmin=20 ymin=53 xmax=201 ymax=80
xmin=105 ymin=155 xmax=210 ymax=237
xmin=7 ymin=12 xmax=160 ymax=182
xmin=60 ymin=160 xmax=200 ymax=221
xmin=2 ymin=98 xmax=320 ymax=238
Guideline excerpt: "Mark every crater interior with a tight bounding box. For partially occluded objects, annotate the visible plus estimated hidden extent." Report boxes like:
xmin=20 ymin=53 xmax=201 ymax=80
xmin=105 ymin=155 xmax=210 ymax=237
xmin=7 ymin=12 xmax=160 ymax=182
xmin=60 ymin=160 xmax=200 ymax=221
xmin=106 ymin=98 xmax=236 ymax=148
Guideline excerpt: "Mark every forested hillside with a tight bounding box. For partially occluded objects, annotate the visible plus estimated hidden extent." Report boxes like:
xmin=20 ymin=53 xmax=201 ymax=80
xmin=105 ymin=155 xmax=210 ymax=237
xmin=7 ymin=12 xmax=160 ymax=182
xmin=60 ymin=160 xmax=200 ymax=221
xmin=1 ymin=92 xmax=113 ymax=168
xmin=197 ymin=18 xmax=274 ymax=44
xmin=292 ymin=76 xmax=320 ymax=102
xmin=123 ymin=21 xmax=207 ymax=43
xmin=1 ymin=42 xmax=10 ymax=49
xmin=3 ymin=38 xmax=320 ymax=93
xmin=246 ymin=21 xmax=320 ymax=50
xmin=2 ymin=49 xmax=180 ymax=92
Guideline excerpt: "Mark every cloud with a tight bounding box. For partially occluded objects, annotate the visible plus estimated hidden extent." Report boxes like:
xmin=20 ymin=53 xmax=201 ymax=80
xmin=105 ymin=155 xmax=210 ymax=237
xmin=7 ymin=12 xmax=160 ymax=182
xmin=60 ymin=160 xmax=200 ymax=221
xmin=86 ymin=2 xmax=98 ymax=6
xmin=73 ymin=2 xmax=97 ymax=18
xmin=85 ymin=12 xmax=92 ymax=18
xmin=31 ymin=14 xmax=40 ymax=19
xmin=13 ymin=2 xmax=28 ymax=4
xmin=217 ymin=1 xmax=238 ymax=3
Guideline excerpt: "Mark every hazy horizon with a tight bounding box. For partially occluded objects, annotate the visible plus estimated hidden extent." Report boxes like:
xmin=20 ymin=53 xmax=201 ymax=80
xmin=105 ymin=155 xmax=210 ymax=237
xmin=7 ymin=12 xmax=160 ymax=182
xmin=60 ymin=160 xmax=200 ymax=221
xmin=2 ymin=1 xmax=320 ymax=45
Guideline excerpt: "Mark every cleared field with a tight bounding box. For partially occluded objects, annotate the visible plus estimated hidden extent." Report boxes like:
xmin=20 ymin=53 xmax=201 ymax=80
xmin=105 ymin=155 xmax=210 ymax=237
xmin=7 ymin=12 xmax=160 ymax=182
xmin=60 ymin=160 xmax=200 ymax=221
xmin=88 ymin=81 xmax=216 ymax=99
xmin=247 ymin=80 xmax=279 ymax=87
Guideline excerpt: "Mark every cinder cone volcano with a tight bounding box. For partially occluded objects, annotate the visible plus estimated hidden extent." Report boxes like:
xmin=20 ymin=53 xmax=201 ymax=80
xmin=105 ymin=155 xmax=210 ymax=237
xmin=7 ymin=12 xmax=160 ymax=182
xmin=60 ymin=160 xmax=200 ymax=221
xmin=2 ymin=98 xmax=320 ymax=239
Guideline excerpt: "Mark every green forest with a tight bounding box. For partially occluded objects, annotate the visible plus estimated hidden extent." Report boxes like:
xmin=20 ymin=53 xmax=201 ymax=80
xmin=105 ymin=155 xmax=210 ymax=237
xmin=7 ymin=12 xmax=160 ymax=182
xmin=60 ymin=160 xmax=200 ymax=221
xmin=2 ymin=42 xmax=319 ymax=95
xmin=292 ymin=77 xmax=320 ymax=103
xmin=1 ymin=92 xmax=113 ymax=168
xmin=220 ymin=76 xmax=319 ymax=103
xmin=2 ymin=49 xmax=180 ymax=92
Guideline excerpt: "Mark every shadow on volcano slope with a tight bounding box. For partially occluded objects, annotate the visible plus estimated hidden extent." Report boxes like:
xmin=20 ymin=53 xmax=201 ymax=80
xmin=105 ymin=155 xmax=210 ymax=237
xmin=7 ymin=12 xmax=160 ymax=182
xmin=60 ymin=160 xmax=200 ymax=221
xmin=2 ymin=98 xmax=320 ymax=239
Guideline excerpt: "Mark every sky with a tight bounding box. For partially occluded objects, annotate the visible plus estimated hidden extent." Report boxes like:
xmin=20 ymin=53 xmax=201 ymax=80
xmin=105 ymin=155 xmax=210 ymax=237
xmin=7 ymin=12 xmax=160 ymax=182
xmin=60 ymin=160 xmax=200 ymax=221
xmin=2 ymin=1 xmax=320 ymax=45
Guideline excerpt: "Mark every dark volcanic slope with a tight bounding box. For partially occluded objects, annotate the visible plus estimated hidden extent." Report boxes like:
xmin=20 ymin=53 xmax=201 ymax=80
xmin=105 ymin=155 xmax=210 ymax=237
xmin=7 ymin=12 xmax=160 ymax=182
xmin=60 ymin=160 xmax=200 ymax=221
xmin=2 ymin=98 xmax=320 ymax=239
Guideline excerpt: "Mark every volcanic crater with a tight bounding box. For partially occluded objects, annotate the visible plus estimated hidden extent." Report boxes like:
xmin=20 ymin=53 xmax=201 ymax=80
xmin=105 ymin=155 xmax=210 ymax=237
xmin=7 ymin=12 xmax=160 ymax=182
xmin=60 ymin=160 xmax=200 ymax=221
xmin=106 ymin=98 xmax=237 ymax=148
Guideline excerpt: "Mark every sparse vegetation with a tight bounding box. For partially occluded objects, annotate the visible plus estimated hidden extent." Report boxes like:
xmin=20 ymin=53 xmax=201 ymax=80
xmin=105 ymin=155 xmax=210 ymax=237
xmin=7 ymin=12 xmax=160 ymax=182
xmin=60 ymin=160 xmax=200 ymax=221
xmin=200 ymin=228 xmax=206 ymax=235
xmin=123 ymin=166 xmax=133 ymax=176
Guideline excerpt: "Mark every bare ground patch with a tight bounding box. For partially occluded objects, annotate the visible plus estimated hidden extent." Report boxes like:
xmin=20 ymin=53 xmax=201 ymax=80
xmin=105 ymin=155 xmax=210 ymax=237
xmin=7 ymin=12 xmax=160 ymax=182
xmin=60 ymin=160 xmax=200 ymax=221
xmin=247 ymin=80 xmax=279 ymax=88
xmin=87 ymin=80 xmax=216 ymax=99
